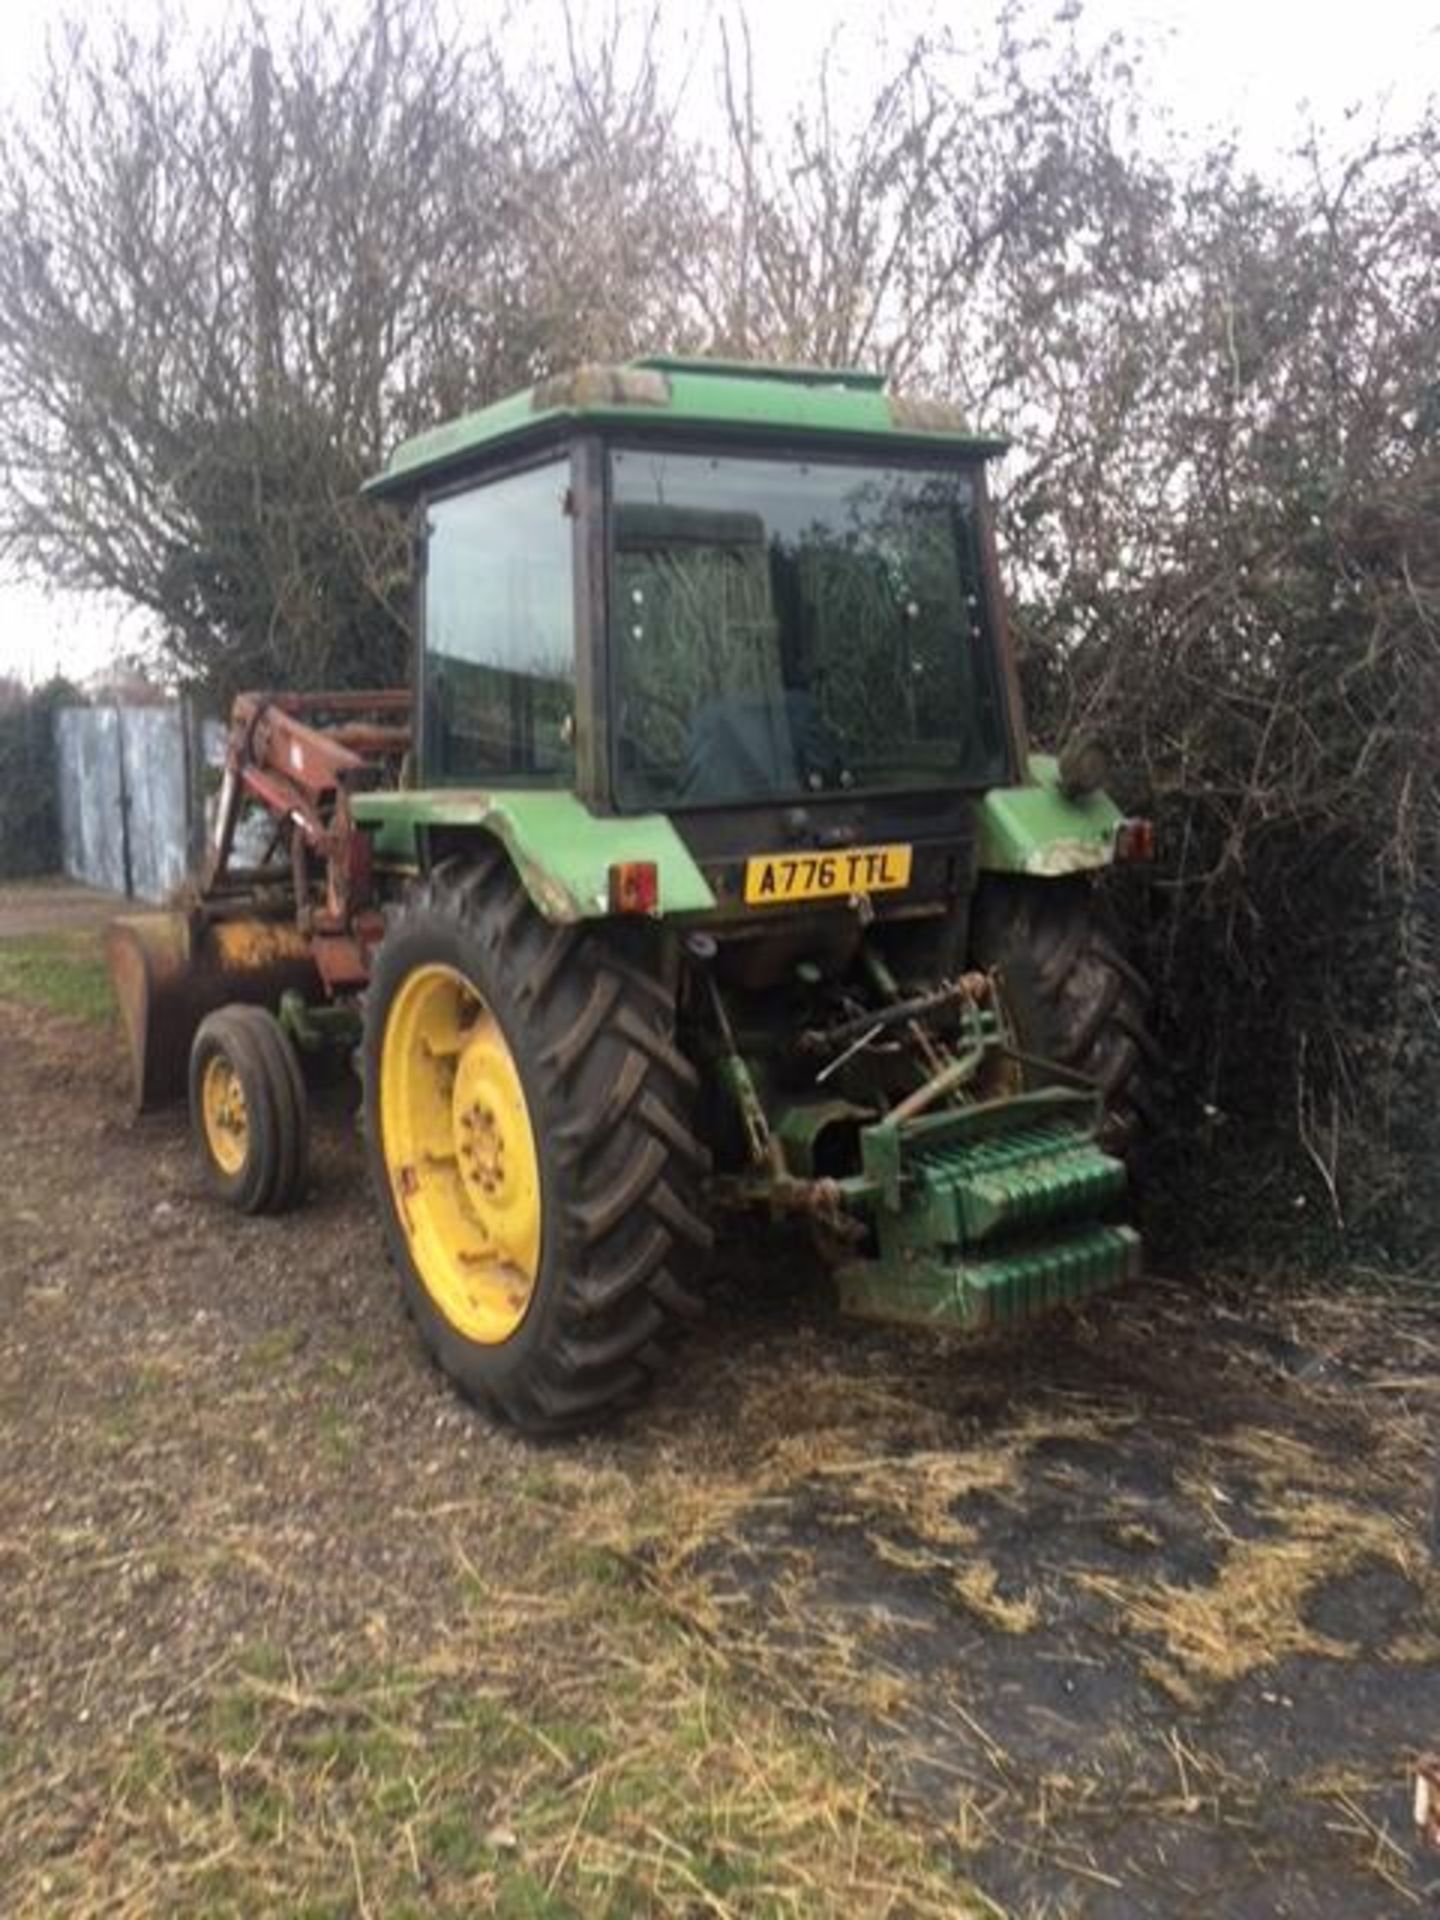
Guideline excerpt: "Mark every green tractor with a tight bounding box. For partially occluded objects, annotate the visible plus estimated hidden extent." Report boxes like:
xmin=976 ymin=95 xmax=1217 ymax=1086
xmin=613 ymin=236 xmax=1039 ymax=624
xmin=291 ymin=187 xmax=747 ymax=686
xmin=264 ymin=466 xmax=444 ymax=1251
xmin=110 ymin=356 xmax=1157 ymax=1432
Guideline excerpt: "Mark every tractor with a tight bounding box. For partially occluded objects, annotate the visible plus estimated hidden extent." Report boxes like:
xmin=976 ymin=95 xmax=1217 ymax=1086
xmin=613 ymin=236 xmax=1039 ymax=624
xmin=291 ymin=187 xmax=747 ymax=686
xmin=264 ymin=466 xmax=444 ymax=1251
xmin=107 ymin=356 xmax=1157 ymax=1432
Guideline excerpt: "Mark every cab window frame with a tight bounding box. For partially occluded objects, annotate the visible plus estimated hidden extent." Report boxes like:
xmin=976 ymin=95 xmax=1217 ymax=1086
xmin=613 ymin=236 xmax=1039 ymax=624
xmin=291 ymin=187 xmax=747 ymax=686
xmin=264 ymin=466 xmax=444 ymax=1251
xmin=415 ymin=440 xmax=586 ymax=790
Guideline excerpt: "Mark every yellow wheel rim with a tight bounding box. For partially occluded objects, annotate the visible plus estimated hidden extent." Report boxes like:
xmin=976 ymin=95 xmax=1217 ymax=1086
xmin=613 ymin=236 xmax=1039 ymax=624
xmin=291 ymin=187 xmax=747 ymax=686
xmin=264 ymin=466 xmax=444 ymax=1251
xmin=379 ymin=963 xmax=541 ymax=1345
xmin=201 ymin=1053 xmax=250 ymax=1176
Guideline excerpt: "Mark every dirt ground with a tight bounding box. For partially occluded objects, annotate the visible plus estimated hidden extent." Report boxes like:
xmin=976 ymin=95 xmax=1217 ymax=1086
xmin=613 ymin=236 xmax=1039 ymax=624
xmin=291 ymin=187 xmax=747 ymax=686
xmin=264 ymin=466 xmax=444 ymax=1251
xmin=0 ymin=878 xmax=125 ymax=938
xmin=2 ymin=900 xmax=1439 ymax=1917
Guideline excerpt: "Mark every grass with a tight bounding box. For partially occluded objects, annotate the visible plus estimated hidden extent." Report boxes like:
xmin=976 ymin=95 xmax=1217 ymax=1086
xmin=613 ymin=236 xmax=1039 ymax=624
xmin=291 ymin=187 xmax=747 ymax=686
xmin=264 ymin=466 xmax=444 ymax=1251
xmin=0 ymin=930 xmax=114 ymax=1021
xmin=10 ymin=1565 xmax=994 ymax=1920
xmin=45 ymin=1383 xmax=1416 ymax=1916
xmin=6 ymin=1291 xmax=1434 ymax=1919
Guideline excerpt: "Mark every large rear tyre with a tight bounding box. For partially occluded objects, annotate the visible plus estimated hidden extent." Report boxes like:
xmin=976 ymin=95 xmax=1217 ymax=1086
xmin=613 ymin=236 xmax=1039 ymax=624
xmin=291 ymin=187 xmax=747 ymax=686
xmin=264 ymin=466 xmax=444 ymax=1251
xmin=971 ymin=876 xmax=1159 ymax=1159
xmin=363 ymin=851 xmax=711 ymax=1434
xmin=189 ymin=1004 xmax=309 ymax=1214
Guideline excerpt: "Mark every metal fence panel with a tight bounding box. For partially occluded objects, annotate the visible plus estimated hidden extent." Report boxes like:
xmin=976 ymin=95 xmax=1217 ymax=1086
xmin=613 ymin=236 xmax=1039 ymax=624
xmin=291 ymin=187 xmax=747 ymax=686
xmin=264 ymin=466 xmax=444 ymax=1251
xmin=54 ymin=703 xmax=196 ymax=903
xmin=119 ymin=706 xmax=191 ymax=901
xmin=55 ymin=706 xmax=128 ymax=895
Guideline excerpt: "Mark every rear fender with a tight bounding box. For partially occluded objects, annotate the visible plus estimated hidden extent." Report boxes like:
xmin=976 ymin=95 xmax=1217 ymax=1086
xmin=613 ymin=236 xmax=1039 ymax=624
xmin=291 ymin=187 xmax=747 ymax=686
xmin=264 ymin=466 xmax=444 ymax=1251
xmin=350 ymin=788 xmax=716 ymax=924
xmin=976 ymin=754 xmax=1124 ymax=878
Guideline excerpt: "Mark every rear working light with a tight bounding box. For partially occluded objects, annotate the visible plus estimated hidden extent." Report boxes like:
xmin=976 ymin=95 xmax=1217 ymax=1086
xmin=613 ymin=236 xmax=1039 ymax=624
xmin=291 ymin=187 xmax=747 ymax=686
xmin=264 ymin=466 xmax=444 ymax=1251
xmin=1114 ymin=818 xmax=1156 ymax=863
xmin=608 ymin=860 xmax=660 ymax=915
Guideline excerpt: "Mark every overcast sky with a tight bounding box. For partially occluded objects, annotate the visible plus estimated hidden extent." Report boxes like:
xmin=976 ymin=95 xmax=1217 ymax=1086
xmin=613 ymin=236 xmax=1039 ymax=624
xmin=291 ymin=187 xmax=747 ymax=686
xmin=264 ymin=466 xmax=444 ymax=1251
xmin=1 ymin=0 xmax=1436 ymax=684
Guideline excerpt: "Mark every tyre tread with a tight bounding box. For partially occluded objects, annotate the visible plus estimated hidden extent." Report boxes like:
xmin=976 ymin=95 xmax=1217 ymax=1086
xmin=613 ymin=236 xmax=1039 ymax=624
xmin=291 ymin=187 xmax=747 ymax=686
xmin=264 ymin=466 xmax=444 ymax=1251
xmin=363 ymin=853 xmax=708 ymax=1434
xmin=974 ymin=877 xmax=1161 ymax=1161
xmin=189 ymin=1004 xmax=310 ymax=1216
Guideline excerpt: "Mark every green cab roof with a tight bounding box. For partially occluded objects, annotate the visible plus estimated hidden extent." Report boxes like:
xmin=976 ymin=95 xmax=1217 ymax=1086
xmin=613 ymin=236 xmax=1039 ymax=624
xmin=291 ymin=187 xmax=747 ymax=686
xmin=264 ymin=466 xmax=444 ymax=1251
xmin=365 ymin=354 xmax=1009 ymax=498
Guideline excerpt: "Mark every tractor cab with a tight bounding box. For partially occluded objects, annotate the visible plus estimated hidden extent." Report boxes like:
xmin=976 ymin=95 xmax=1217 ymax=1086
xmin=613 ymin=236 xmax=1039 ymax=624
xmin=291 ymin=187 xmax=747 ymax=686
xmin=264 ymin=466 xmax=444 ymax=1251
xmin=361 ymin=358 xmax=1053 ymax=936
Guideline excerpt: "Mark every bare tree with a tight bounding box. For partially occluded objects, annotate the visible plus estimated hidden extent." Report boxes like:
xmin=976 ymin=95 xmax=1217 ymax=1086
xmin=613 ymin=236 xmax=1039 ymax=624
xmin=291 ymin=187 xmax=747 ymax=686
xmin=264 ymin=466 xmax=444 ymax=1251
xmin=0 ymin=0 xmax=701 ymax=696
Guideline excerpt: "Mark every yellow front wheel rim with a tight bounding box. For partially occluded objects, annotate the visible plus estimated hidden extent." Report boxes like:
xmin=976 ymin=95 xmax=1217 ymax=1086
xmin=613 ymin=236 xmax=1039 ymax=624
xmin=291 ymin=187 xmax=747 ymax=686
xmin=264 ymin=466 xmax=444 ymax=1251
xmin=379 ymin=963 xmax=541 ymax=1345
xmin=201 ymin=1053 xmax=250 ymax=1176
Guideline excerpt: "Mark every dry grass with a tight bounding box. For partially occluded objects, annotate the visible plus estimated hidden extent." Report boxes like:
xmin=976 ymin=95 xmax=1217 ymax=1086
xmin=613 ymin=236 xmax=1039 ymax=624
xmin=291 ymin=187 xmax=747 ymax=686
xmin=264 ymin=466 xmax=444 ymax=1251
xmin=1069 ymin=1414 xmax=1434 ymax=1701
xmin=1082 ymin=1491 xmax=1422 ymax=1698
xmin=3 ymin=1498 xmax=995 ymax=1920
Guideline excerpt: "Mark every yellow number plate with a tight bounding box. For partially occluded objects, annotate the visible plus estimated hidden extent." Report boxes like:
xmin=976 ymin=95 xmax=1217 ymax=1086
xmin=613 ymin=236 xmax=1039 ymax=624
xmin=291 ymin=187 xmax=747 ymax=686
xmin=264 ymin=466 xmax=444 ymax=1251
xmin=743 ymin=844 xmax=913 ymax=906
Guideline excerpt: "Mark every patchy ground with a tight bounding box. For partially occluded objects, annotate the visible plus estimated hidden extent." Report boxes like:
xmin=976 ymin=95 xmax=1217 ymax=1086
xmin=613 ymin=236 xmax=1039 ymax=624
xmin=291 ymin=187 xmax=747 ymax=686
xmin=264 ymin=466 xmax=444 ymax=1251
xmin=1 ymin=892 xmax=1438 ymax=1917
xmin=0 ymin=877 xmax=122 ymax=939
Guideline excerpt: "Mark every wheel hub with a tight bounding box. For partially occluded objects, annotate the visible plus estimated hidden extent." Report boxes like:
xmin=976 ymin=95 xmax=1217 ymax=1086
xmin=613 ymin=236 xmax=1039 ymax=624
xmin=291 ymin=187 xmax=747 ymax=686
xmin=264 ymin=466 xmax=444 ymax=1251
xmin=456 ymin=1098 xmax=506 ymax=1203
xmin=201 ymin=1053 xmax=249 ymax=1175
xmin=379 ymin=963 xmax=542 ymax=1346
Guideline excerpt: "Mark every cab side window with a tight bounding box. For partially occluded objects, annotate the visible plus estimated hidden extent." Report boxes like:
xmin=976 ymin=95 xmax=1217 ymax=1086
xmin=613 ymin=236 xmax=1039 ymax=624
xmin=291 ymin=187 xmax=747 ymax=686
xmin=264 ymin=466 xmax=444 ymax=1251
xmin=423 ymin=460 xmax=576 ymax=784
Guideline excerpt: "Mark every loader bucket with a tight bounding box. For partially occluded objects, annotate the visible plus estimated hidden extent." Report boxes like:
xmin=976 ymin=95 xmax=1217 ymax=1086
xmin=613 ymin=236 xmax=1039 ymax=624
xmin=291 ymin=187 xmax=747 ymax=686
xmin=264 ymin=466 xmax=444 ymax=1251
xmin=106 ymin=913 xmax=323 ymax=1112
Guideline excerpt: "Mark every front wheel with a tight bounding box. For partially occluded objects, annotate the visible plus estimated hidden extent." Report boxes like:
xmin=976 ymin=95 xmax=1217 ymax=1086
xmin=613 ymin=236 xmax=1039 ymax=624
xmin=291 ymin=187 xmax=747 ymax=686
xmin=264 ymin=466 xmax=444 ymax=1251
xmin=188 ymin=1003 xmax=309 ymax=1213
xmin=362 ymin=850 xmax=711 ymax=1433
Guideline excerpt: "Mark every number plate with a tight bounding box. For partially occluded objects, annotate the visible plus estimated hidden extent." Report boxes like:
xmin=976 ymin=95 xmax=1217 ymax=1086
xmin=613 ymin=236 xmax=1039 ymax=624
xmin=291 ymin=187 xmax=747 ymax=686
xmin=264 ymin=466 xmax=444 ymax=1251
xmin=743 ymin=844 xmax=913 ymax=907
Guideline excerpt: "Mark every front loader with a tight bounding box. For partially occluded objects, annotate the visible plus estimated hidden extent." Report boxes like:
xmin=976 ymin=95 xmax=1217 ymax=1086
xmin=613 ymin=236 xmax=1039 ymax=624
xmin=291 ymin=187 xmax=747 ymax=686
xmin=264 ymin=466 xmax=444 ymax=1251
xmin=108 ymin=356 xmax=1157 ymax=1432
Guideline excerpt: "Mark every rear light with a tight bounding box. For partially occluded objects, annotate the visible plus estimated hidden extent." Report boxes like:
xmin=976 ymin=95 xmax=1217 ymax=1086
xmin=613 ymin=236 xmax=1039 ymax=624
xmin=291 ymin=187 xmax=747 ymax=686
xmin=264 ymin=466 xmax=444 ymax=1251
xmin=608 ymin=860 xmax=660 ymax=914
xmin=1114 ymin=818 xmax=1155 ymax=863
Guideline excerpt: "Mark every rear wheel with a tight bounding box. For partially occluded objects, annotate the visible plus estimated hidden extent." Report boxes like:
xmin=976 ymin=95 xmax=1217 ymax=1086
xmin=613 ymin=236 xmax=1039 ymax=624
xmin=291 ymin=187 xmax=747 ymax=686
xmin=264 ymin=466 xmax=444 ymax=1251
xmin=971 ymin=876 xmax=1159 ymax=1159
xmin=189 ymin=1004 xmax=309 ymax=1213
xmin=363 ymin=850 xmax=711 ymax=1433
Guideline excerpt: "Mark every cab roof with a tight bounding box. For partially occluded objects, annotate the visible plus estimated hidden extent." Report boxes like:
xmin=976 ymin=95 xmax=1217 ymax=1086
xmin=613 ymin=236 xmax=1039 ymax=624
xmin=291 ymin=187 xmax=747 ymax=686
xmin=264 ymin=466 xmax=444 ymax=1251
xmin=364 ymin=354 xmax=1009 ymax=499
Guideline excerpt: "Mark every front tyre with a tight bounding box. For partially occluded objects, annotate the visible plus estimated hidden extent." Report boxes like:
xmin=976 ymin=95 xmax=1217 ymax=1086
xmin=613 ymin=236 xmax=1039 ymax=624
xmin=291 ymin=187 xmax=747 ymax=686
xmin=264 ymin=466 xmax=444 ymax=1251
xmin=189 ymin=1003 xmax=309 ymax=1214
xmin=363 ymin=850 xmax=711 ymax=1434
